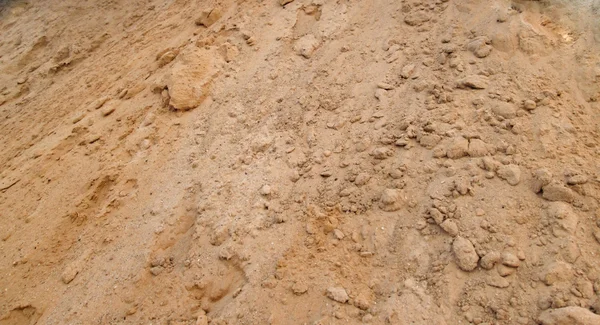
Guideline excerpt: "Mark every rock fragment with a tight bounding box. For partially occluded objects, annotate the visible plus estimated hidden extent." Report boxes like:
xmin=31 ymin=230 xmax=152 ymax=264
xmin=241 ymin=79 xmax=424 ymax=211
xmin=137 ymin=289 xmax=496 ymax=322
xmin=371 ymin=147 xmax=391 ymax=159
xmin=480 ymin=251 xmax=501 ymax=270
xmin=440 ymin=219 xmax=459 ymax=237
xmin=468 ymin=139 xmax=488 ymax=157
xmin=538 ymin=306 xmax=600 ymax=325
xmin=446 ymin=137 xmax=469 ymax=159
xmin=532 ymin=168 xmax=552 ymax=193
xmin=492 ymin=102 xmax=517 ymax=119
xmin=497 ymin=164 xmax=521 ymax=186
xmin=61 ymin=264 xmax=80 ymax=284
xmin=458 ymin=75 xmax=489 ymax=89
xmin=467 ymin=37 xmax=493 ymax=58
xmin=523 ymin=99 xmax=537 ymax=110
xmin=542 ymin=182 xmax=575 ymax=203
xmin=326 ymin=287 xmax=349 ymax=303
xmin=501 ymin=252 xmax=520 ymax=268
xmin=400 ymin=64 xmax=416 ymax=79
xmin=452 ymin=236 xmax=479 ymax=272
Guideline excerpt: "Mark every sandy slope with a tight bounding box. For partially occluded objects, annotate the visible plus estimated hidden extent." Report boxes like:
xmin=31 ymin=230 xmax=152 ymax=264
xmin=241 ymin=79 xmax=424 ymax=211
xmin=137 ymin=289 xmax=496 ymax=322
xmin=1 ymin=0 xmax=600 ymax=324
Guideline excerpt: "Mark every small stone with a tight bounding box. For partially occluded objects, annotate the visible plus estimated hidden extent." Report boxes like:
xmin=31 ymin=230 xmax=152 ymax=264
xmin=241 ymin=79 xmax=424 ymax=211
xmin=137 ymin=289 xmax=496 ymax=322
xmin=452 ymin=236 xmax=479 ymax=272
xmin=395 ymin=139 xmax=409 ymax=147
xmin=219 ymin=42 xmax=239 ymax=63
xmin=101 ymin=104 xmax=116 ymax=117
xmin=446 ymin=137 xmax=469 ymax=159
xmin=429 ymin=207 xmax=444 ymax=225
xmin=157 ymin=49 xmax=179 ymax=67
xmin=326 ymin=287 xmax=349 ymax=303
xmin=497 ymin=164 xmax=521 ymax=186
xmin=292 ymin=282 xmax=308 ymax=295
xmin=61 ymin=264 xmax=80 ymax=284
xmin=320 ymin=170 xmax=332 ymax=177
xmin=400 ymin=64 xmax=416 ymax=79
xmin=532 ymin=168 xmax=553 ymax=193
xmin=88 ymin=96 xmax=110 ymax=110
xmin=333 ymin=229 xmax=345 ymax=240
xmin=458 ymin=75 xmax=489 ymax=89
xmin=497 ymin=264 xmax=516 ymax=277
xmin=538 ymin=306 xmax=600 ymax=325
xmin=566 ymin=174 xmax=588 ymax=185
xmin=371 ymin=147 xmax=391 ymax=159
xmin=492 ymin=102 xmax=517 ymax=119
xmin=501 ymin=252 xmax=520 ymax=268
xmin=480 ymin=251 xmax=501 ymax=270
xmin=523 ymin=100 xmax=537 ymax=110
xmin=440 ymin=219 xmax=459 ymax=237
xmin=542 ymin=182 xmax=575 ymax=203
xmin=377 ymin=82 xmax=394 ymax=90
xmin=259 ymin=185 xmax=272 ymax=196
xmin=196 ymin=311 xmax=209 ymax=325
xmin=467 ymin=37 xmax=493 ymax=58
xmin=280 ymin=0 xmax=294 ymax=5
xmin=468 ymin=139 xmax=488 ymax=157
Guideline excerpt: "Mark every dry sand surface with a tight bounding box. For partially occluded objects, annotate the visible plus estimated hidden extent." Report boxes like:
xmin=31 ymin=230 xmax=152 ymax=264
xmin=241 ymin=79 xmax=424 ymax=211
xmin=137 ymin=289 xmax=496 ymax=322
xmin=1 ymin=0 xmax=600 ymax=324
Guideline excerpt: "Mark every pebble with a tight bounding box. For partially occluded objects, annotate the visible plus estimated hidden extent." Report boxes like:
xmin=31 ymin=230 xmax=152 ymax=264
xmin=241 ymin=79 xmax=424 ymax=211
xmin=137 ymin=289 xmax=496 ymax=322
xmin=196 ymin=312 xmax=209 ymax=325
xmin=458 ymin=75 xmax=489 ymax=89
xmin=292 ymin=282 xmax=308 ymax=295
xmin=501 ymin=252 xmax=520 ymax=268
xmin=440 ymin=219 xmax=459 ymax=236
xmin=259 ymin=185 xmax=271 ymax=196
xmin=101 ymin=104 xmax=116 ymax=117
xmin=400 ymin=64 xmax=416 ymax=79
xmin=492 ymin=102 xmax=517 ymax=119
xmin=497 ymin=164 xmax=521 ymax=186
xmin=532 ymin=168 xmax=552 ymax=193
xmin=468 ymin=139 xmax=488 ymax=157
xmin=538 ymin=306 xmax=600 ymax=325
xmin=542 ymin=182 xmax=575 ymax=202
xmin=452 ymin=236 xmax=479 ymax=272
xmin=61 ymin=264 xmax=80 ymax=284
xmin=497 ymin=264 xmax=515 ymax=277
xmin=326 ymin=287 xmax=349 ymax=303
xmin=446 ymin=136 xmax=469 ymax=159
xmin=88 ymin=96 xmax=110 ymax=110
xmin=333 ymin=229 xmax=345 ymax=240
xmin=523 ymin=100 xmax=537 ymax=110
xmin=467 ymin=37 xmax=493 ymax=58
xmin=479 ymin=251 xmax=500 ymax=270
xmin=280 ymin=0 xmax=294 ymax=5
xmin=566 ymin=174 xmax=588 ymax=185
xmin=377 ymin=82 xmax=394 ymax=90
xmin=371 ymin=147 xmax=391 ymax=159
